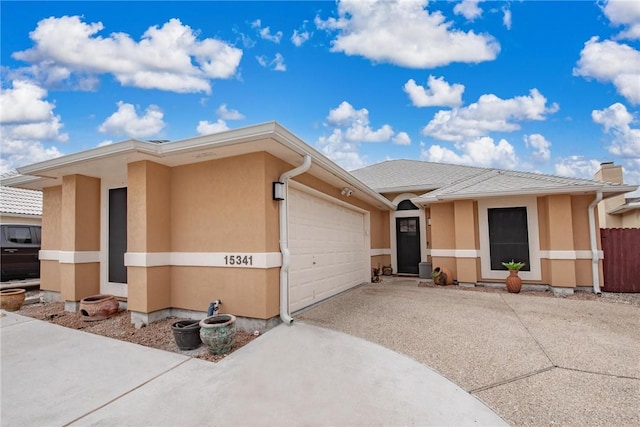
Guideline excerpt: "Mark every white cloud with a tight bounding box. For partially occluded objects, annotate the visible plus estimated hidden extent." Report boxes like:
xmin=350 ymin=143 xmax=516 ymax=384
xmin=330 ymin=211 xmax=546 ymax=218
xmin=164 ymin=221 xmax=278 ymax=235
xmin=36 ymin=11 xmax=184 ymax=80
xmin=422 ymin=89 xmax=559 ymax=141
xmin=98 ymin=101 xmax=165 ymax=138
xmin=574 ymin=37 xmax=640 ymax=104
xmin=256 ymin=55 xmax=268 ymax=67
xmin=13 ymin=16 xmax=242 ymax=94
xmin=454 ymin=0 xmax=485 ymax=21
xmin=554 ymin=156 xmax=602 ymax=179
xmin=592 ymin=103 xmax=640 ymax=158
xmin=196 ymin=119 xmax=229 ymax=135
xmin=315 ymin=0 xmax=500 ymax=68
xmin=421 ymin=137 xmax=518 ymax=169
xmin=317 ymin=101 xmax=409 ymax=169
xmin=404 ymin=75 xmax=464 ymax=107
xmin=291 ymin=29 xmax=311 ymax=47
xmin=216 ymin=104 xmax=245 ymax=120
xmin=502 ymin=6 xmax=512 ymax=30
xmin=256 ymin=53 xmax=286 ymax=71
xmin=524 ymin=134 xmax=552 ymax=162
xmin=0 ymin=80 xmax=68 ymax=172
xmin=601 ymin=0 xmax=640 ymax=40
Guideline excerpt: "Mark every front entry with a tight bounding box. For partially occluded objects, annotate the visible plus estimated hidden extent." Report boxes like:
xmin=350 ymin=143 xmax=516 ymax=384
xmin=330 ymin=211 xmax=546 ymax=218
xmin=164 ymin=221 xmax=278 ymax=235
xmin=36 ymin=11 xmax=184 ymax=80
xmin=396 ymin=217 xmax=420 ymax=274
xmin=108 ymin=187 xmax=128 ymax=285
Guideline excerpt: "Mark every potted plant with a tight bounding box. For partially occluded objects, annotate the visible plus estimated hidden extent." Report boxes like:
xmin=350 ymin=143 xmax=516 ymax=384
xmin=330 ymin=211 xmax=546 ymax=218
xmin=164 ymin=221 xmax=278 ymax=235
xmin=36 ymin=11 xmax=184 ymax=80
xmin=502 ymin=260 xmax=525 ymax=293
xmin=432 ymin=266 xmax=453 ymax=286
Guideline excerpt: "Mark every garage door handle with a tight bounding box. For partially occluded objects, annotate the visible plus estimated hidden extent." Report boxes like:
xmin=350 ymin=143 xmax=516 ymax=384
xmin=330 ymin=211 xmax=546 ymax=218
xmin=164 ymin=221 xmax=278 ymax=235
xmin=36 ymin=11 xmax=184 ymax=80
xmin=4 ymin=249 xmax=17 ymax=253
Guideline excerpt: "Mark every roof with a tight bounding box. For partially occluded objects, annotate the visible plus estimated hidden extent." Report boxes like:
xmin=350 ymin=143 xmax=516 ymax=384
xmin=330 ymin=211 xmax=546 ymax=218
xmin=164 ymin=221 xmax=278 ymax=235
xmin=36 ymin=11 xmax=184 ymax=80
xmin=0 ymin=185 xmax=42 ymax=216
xmin=608 ymin=197 xmax=640 ymax=215
xmin=353 ymin=159 xmax=638 ymax=203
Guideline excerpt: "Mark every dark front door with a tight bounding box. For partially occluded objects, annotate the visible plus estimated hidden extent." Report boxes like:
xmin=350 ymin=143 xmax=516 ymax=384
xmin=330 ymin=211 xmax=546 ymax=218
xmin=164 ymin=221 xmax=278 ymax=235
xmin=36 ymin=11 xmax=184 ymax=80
xmin=396 ymin=217 xmax=420 ymax=274
xmin=109 ymin=187 xmax=127 ymax=284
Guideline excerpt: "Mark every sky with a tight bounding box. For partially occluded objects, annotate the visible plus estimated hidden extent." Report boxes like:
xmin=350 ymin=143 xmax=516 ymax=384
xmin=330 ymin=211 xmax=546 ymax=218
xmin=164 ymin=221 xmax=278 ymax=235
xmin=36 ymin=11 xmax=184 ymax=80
xmin=1 ymin=0 xmax=639 ymax=194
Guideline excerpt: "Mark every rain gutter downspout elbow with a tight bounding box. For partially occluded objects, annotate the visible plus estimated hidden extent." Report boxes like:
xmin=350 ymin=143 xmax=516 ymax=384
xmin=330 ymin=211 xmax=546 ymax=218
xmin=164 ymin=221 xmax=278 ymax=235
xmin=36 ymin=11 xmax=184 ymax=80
xmin=279 ymin=155 xmax=312 ymax=324
xmin=588 ymin=191 xmax=603 ymax=294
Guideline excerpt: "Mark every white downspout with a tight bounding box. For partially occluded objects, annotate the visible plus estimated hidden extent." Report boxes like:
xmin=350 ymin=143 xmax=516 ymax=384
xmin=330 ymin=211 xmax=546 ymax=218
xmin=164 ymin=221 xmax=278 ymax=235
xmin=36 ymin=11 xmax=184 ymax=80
xmin=588 ymin=191 xmax=603 ymax=294
xmin=278 ymin=155 xmax=312 ymax=324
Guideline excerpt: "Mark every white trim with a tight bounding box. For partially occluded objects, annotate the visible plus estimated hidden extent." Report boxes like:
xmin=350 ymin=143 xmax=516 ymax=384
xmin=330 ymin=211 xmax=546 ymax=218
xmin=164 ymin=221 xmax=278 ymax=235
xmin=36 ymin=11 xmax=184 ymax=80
xmin=39 ymin=250 xmax=100 ymax=263
xmin=100 ymin=176 xmax=128 ymax=297
xmin=478 ymin=197 xmax=542 ymax=281
xmin=389 ymin=194 xmax=427 ymax=274
xmin=430 ymin=249 xmax=480 ymax=258
xmin=371 ymin=248 xmax=391 ymax=256
xmin=124 ymin=252 xmax=282 ymax=268
xmin=539 ymin=250 xmax=604 ymax=260
xmin=288 ymin=180 xmax=369 ymax=215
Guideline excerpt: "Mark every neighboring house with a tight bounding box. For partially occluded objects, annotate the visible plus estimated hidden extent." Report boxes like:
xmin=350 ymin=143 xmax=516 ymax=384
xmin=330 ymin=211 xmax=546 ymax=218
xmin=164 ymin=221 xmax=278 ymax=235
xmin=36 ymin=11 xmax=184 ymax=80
xmin=4 ymin=122 xmax=637 ymax=328
xmin=0 ymin=184 xmax=42 ymax=225
xmin=594 ymin=162 xmax=640 ymax=228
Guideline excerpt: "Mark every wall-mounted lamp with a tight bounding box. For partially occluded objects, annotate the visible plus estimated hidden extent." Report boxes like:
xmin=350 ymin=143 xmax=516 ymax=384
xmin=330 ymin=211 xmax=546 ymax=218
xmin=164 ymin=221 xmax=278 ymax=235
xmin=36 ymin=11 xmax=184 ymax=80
xmin=273 ymin=182 xmax=285 ymax=200
xmin=341 ymin=187 xmax=353 ymax=197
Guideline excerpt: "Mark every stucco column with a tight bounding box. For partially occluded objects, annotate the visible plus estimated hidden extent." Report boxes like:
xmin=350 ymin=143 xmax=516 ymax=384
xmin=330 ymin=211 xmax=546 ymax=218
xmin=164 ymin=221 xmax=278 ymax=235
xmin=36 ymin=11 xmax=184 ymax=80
xmin=126 ymin=161 xmax=172 ymax=314
xmin=453 ymin=200 xmax=479 ymax=284
xmin=60 ymin=175 xmax=101 ymax=305
xmin=546 ymin=195 xmax=577 ymax=288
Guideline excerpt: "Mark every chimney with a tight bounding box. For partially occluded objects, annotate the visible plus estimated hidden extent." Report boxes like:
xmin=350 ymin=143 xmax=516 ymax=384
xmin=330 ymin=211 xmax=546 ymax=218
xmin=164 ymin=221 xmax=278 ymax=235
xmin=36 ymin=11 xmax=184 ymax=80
xmin=594 ymin=161 xmax=623 ymax=184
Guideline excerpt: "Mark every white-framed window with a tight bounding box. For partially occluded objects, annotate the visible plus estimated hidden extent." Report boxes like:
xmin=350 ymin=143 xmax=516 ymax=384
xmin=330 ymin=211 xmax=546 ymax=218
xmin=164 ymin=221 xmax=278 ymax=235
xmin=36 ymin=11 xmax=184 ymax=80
xmin=478 ymin=197 xmax=541 ymax=281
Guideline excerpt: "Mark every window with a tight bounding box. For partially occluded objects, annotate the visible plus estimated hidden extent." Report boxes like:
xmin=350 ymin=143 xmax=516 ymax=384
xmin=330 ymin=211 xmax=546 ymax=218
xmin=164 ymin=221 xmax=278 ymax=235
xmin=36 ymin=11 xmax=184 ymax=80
xmin=6 ymin=227 xmax=33 ymax=244
xmin=488 ymin=207 xmax=530 ymax=271
xmin=398 ymin=200 xmax=419 ymax=210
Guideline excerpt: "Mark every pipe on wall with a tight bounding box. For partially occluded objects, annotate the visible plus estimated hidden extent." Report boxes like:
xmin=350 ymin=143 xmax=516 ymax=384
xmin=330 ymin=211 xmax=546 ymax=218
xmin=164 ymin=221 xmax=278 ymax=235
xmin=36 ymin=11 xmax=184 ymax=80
xmin=278 ymin=155 xmax=312 ymax=324
xmin=588 ymin=191 xmax=603 ymax=294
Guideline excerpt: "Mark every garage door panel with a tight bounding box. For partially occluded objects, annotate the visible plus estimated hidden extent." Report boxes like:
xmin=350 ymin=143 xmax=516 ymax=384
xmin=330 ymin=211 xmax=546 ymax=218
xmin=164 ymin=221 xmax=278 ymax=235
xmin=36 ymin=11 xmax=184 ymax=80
xmin=288 ymin=187 xmax=369 ymax=312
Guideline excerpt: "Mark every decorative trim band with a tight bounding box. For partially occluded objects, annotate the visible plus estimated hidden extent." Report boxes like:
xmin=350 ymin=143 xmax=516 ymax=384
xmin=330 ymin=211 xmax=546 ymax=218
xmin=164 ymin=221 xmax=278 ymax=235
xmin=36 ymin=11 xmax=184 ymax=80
xmin=124 ymin=252 xmax=283 ymax=269
xmin=429 ymin=249 xmax=480 ymax=258
xmin=370 ymin=248 xmax=391 ymax=256
xmin=539 ymin=250 xmax=604 ymax=260
xmin=39 ymin=250 xmax=100 ymax=264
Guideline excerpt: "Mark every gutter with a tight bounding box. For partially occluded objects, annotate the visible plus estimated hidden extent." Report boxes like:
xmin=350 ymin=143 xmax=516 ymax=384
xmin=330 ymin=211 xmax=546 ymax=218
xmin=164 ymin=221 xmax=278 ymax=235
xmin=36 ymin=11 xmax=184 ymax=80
xmin=278 ymin=155 xmax=312 ymax=324
xmin=588 ymin=191 xmax=603 ymax=294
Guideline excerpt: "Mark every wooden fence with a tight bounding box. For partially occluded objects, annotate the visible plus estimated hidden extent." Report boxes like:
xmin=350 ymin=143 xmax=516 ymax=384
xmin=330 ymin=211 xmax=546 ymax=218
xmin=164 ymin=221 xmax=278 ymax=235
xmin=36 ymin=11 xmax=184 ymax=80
xmin=600 ymin=228 xmax=640 ymax=293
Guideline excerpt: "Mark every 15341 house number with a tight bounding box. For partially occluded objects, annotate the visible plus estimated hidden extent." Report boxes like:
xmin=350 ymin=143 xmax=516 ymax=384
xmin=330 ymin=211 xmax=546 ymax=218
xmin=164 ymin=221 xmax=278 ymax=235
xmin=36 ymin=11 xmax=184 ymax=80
xmin=224 ymin=255 xmax=253 ymax=266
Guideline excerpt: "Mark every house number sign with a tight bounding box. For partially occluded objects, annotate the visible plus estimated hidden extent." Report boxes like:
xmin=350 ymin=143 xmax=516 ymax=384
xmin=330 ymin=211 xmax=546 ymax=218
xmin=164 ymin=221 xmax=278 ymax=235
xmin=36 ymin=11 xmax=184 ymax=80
xmin=223 ymin=255 xmax=253 ymax=266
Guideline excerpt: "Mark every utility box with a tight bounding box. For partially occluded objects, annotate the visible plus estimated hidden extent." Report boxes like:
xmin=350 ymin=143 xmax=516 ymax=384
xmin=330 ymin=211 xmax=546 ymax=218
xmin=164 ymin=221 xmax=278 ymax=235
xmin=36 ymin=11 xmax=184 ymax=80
xmin=419 ymin=262 xmax=432 ymax=279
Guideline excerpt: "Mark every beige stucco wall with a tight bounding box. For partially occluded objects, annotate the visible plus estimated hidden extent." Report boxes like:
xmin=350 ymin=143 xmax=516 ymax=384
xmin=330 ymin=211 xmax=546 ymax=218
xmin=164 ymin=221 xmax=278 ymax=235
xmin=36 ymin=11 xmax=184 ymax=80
xmin=40 ymin=186 xmax=62 ymax=292
xmin=621 ymin=210 xmax=640 ymax=228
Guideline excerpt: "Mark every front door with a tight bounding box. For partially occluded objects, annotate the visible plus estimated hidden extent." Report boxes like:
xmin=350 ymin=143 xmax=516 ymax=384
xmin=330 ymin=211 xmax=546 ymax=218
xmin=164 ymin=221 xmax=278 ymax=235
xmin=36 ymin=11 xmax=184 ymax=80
xmin=396 ymin=217 xmax=420 ymax=274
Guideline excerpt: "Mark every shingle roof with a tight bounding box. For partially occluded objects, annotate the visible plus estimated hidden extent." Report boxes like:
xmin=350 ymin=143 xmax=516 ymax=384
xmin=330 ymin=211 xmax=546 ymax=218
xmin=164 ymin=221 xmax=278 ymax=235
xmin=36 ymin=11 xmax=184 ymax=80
xmin=0 ymin=185 xmax=43 ymax=216
xmin=352 ymin=159 xmax=637 ymax=202
xmin=351 ymin=159 xmax=487 ymax=192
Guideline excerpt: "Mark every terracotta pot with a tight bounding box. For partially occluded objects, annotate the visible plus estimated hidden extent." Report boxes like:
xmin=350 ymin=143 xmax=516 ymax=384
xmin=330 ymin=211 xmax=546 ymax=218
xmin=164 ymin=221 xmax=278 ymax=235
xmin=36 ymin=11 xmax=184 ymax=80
xmin=0 ymin=289 xmax=26 ymax=311
xmin=506 ymin=270 xmax=522 ymax=293
xmin=199 ymin=314 xmax=236 ymax=355
xmin=79 ymin=294 xmax=119 ymax=321
xmin=432 ymin=267 xmax=453 ymax=286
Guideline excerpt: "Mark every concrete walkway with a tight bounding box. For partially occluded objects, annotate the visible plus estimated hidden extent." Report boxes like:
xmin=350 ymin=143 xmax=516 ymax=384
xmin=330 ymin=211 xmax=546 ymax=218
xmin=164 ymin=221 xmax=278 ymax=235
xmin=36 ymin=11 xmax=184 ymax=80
xmin=1 ymin=311 xmax=506 ymax=426
xmin=298 ymin=279 xmax=640 ymax=426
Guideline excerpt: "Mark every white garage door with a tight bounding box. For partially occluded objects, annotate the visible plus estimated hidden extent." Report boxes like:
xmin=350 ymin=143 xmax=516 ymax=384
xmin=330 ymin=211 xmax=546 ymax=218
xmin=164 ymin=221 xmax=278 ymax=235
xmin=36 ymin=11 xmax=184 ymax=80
xmin=288 ymin=186 xmax=369 ymax=312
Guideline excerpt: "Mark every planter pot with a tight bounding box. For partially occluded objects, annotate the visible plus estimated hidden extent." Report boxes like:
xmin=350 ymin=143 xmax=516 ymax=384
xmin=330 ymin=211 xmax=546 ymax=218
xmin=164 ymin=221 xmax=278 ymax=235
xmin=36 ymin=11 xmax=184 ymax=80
xmin=506 ymin=270 xmax=522 ymax=293
xmin=432 ymin=267 xmax=453 ymax=286
xmin=171 ymin=320 xmax=202 ymax=350
xmin=199 ymin=314 xmax=237 ymax=355
xmin=0 ymin=289 xmax=26 ymax=311
xmin=79 ymin=294 xmax=119 ymax=321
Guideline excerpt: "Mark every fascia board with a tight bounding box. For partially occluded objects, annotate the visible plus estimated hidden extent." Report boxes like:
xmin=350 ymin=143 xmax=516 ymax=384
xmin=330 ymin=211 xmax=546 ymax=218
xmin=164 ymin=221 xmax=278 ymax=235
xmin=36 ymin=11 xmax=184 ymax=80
xmin=608 ymin=201 xmax=640 ymax=214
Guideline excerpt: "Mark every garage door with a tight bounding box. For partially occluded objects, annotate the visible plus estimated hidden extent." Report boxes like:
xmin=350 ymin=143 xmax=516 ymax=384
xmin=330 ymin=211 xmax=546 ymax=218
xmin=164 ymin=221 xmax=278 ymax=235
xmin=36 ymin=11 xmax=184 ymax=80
xmin=288 ymin=186 xmax=369 ymax=312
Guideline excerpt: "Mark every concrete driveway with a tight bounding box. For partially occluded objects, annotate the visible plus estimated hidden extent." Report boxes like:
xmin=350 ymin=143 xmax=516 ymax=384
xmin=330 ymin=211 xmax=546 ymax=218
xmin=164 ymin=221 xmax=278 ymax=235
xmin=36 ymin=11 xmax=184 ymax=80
xmin=298 ymin=278 xmax=640 ymax=426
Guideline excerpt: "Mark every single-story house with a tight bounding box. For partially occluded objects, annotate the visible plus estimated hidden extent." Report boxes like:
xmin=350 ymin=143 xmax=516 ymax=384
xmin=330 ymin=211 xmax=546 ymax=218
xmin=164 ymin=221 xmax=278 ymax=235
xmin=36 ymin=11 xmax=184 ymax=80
xmin=4 ymin=122 xmax=637 ymax=329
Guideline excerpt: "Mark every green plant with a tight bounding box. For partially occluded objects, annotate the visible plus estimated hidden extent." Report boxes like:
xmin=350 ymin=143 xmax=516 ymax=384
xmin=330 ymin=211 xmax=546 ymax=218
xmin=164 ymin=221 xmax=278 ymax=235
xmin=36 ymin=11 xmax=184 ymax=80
xmin=502 ymin=260 xmax=526 ymax=271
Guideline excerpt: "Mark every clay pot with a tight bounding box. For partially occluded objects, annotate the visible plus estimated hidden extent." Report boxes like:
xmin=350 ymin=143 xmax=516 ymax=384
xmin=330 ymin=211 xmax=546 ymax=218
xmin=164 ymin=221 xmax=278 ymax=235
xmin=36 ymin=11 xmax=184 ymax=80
xmin=199 ymin=314 xmax=237 ymax=355
xmin=171 ymin=320 xmax=202 ymax=351
xmin=79 ymin=294 xmax=119 ymax=321
xmin=0 ymin=289 xmax=26 ymax=311
xmin=432 ymin=267 xmax=453 ymax=286
xmin=506 ymin=270 xmax=522 ymax=293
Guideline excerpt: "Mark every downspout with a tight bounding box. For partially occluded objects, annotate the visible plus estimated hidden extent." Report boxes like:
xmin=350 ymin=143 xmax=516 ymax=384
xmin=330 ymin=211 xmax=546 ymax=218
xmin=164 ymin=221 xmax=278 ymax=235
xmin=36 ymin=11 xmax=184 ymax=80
xmin=588 ymin=191 xmax=603 ymax=294
xmin=278 ymin=155 xmax=312 ymax=324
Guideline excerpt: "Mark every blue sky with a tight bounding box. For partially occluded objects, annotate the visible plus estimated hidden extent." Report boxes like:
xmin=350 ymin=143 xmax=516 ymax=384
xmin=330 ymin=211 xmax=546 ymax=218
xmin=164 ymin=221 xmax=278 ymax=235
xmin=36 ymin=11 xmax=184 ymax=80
xmin=1 ymin=0 xmax=639 ymax=193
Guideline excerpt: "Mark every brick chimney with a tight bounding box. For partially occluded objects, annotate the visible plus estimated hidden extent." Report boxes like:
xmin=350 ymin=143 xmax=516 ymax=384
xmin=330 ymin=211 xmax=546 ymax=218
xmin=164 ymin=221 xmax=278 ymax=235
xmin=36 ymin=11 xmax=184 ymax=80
xmin=594 ymin=161 xmax=623 ymax=184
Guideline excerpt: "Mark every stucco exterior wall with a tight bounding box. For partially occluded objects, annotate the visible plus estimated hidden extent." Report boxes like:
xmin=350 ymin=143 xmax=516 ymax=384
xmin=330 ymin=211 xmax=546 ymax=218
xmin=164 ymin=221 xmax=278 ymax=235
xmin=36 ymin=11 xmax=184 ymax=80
xmin=40 ymin=186 xmax=62 ymax=292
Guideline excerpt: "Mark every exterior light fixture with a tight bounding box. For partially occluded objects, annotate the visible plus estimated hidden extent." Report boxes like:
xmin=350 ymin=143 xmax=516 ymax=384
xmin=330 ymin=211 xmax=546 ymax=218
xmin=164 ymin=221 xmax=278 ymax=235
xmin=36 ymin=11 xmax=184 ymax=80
xmin=341 ymin=187 xmax=353 ymax=197
xmin=273 ymin=182 xmax=285 ymax=200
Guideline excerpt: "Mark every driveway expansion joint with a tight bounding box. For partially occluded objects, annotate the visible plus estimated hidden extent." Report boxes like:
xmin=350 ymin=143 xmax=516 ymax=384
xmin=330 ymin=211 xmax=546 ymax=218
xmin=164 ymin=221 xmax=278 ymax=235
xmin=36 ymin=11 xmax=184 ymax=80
xmin=556 ymin=365 xmax=640 ymax=381
xmin=469 ymin=365 xmax=556 ymax=393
